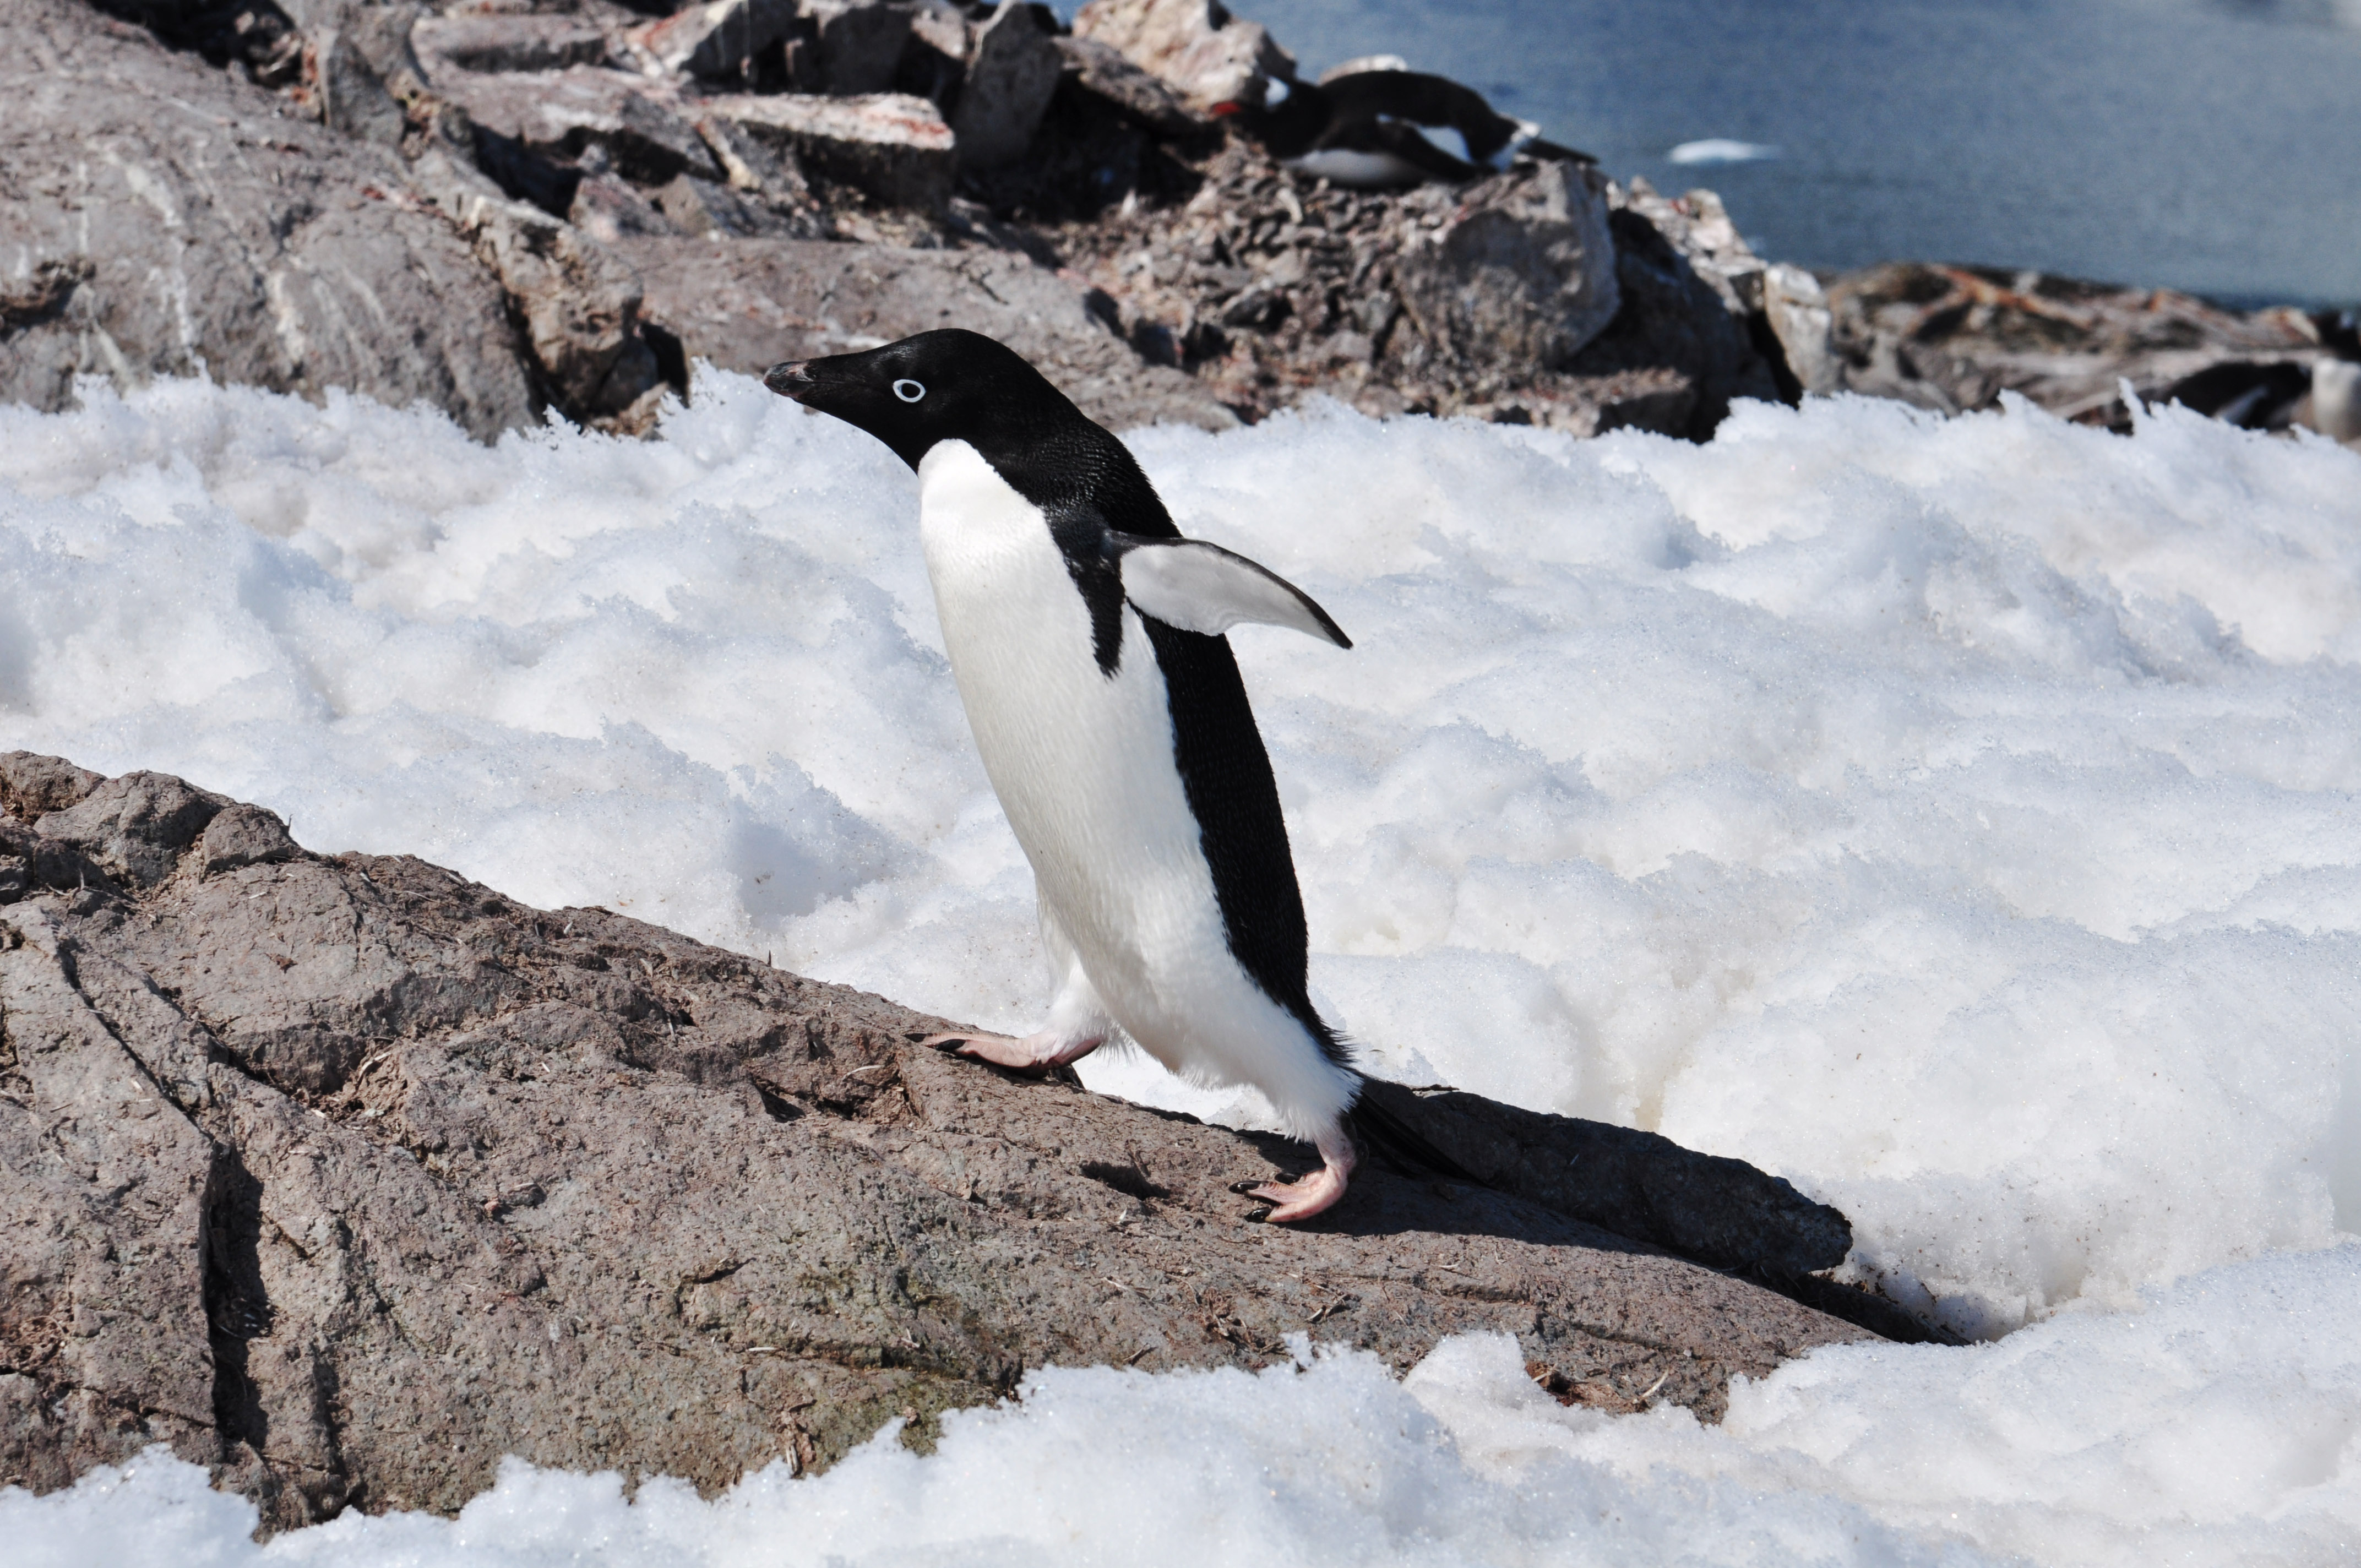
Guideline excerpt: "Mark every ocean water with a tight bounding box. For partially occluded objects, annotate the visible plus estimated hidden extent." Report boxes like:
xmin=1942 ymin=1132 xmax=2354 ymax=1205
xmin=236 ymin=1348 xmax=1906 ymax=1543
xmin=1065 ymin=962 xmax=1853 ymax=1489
xmin=0 ymin=370 xmax=2357 ymax=1560
xmin=1233 ymin=0 xmax=2361 ymax=307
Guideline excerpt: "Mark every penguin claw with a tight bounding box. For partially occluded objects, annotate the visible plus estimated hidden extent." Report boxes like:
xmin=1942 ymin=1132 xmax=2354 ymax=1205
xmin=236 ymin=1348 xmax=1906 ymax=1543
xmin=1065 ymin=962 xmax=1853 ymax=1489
xmin=1239 ymin=1165 xmax=1351 ymax=1224
xmin=917 ymin=1031 xmax=1063 ymax=1072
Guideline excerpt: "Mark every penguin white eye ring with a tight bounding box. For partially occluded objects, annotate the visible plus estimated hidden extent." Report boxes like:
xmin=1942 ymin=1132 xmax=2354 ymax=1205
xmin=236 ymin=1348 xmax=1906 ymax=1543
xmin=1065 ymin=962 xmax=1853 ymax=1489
xmin=893 ymin=379 xmax=927 ymax=403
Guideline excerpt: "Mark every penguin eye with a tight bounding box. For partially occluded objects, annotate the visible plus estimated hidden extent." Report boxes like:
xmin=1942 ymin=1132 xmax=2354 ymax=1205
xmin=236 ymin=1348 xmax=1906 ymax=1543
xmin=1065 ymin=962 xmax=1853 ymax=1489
xmin=893 ymin=379 xmax=926 ymax=404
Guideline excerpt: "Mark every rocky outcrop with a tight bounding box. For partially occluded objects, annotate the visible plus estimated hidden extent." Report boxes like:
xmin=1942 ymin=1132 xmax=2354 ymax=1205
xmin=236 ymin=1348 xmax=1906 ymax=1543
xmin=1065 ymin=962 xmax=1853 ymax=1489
xmin=0 ymin=753 xmax=1925 ymax=1532
xmin=11 ymin=0 xmax=2330 ymax=449
xmin=0 ymin=0 xmax=537 ymax=441
xmin=617 ymin=233 xmax=1242 ymax=432
xmin=1819 ymin=261 xmax=2332 ymax=427
xmin=1046 ymin=142 xmax=1788 ymax=435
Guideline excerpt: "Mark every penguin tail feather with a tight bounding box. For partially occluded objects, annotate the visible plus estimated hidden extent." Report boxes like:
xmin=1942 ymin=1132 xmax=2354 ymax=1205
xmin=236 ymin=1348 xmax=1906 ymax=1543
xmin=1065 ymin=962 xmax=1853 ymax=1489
xmin=1343 ymin=1071 xmax=1479 ymax=1185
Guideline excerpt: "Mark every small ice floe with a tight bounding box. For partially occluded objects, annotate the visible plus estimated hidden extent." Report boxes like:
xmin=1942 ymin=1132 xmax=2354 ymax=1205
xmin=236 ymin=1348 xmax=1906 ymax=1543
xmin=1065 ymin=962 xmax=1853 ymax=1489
xmin=1667 ymin=138 xmax=1781 ymax=165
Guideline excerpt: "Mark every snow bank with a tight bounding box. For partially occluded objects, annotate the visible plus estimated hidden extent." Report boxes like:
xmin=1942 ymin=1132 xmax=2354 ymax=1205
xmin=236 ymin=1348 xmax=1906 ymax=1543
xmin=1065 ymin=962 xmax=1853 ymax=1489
xmin=2 ymin=370 xmax=2356 ymax=1560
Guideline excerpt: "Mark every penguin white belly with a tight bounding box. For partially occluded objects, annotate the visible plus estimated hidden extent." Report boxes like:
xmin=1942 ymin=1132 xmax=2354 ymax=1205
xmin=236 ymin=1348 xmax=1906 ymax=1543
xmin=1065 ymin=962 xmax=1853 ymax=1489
xmin=1283 ymin=148 xmax=1428 ymax=188
xmin=916 ymin=440 xmax=1347 ymax=1127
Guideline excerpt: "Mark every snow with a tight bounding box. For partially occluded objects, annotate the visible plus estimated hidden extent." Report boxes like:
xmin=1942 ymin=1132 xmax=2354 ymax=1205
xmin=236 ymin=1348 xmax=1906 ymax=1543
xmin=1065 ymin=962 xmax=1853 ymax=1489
xmin=1 ymin=369 xmax=2356 ymax=1563
xmin=1667 ymin=139 xmax=1782 ymax=165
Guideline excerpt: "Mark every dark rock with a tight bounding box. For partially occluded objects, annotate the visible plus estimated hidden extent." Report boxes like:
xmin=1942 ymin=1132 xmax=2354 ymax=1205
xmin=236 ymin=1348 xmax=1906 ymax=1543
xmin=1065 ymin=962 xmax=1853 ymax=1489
xmin=0 ymin=0 xmax=540 ymax=440
xmin=950 ymin=1 xmax=1061 ymax=170
xmin=1563 ymin=199 xmax=1784 ymax=440
xmin=0 ymin=753 xmax=106 ymax=824
xmin=617 ymin=232 xmax=1239 ymax=429
xmin=804 ymin=0 xmax=911 ymax=95
xmin=198 ymin=805 xmax=301 ymax=876
xmin=1392 ymin=161 xmax=1620 ymax=378
xmin=568 ymin=167 xmax=681 ymax=238
xmin=0 ymin=756 xmax=1891 ymax=1532
xmin=35 ymin=772 xmax=232 ymax=890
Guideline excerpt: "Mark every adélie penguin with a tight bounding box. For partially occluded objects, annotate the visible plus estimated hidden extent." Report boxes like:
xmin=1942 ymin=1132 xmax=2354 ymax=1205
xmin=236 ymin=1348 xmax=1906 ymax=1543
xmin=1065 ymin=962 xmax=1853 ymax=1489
xmin=1212 ymin=69 xmax=1594 ymax=189
xmin=765 ymin=329 xmax=1378 ymax=1222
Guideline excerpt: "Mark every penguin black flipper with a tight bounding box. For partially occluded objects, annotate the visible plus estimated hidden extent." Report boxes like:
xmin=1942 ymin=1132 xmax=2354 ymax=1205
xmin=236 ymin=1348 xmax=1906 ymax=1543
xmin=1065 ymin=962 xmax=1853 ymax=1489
xmin=1356 ymin=116 xmax=1486 ymax=182
xmin=1319 ymin=70 xmax=1515 ymax=161
xmin=1521 ymin=135 xmax=1600 ymax=167
xmin=1114 ymin=535 xmax=1352 ymax=647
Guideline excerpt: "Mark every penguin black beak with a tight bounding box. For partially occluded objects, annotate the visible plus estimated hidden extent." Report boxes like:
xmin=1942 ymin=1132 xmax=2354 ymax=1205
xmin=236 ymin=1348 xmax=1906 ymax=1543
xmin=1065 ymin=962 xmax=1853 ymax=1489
xmin=764 ymin=360 xmax=815 ymax=401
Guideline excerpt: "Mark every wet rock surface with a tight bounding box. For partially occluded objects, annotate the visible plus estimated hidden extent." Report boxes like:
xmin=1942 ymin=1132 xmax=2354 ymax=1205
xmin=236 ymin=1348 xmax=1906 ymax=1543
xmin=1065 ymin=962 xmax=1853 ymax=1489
xmin=0 ymin=753 xmax=1923 ymax=1529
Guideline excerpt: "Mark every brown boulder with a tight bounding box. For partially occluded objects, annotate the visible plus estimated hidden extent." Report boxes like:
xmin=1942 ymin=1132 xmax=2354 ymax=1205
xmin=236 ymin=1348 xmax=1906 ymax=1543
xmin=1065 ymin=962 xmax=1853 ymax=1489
xmin=0 ymin=754 xmax=1917 ymax=1533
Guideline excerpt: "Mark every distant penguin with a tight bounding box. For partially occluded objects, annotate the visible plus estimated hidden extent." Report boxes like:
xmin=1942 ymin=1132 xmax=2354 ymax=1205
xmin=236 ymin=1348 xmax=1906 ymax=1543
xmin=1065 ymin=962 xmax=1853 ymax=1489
xmin=765 ymin=329 xmax=1366 ymax=1222
xmin=2310 ymin=309 xmax=2361 ymax=444
xmin=1211 ymin=68 xmax=1592 ymax=189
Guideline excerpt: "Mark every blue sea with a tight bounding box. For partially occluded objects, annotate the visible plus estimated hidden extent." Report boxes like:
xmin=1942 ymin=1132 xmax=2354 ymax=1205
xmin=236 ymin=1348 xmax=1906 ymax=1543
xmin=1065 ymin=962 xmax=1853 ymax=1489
xmin=1232 ymin=0 xmax=2361 ymax=307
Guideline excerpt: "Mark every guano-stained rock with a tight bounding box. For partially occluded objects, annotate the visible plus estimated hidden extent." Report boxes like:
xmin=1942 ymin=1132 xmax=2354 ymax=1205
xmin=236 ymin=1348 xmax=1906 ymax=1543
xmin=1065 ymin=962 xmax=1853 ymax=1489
xmin=698 ymin=90 xmax=954 ymax=210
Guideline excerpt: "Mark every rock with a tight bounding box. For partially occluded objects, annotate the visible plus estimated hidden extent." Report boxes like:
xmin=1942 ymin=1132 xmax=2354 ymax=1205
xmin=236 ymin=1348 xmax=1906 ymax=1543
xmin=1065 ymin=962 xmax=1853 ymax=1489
xmin=699 ymin=91 xmax=954 ymax=209
xmin=1053 ymin=34 xmax=1204 ymax=138
xmin=623 ymin=0 xmax=795 ymax=81
xmin=412 ymin=13 xmax=613 ymax=78
xmin=804 ymin=0 xmax=912 ymax=95
xmin=35 ymin=772 xmax=231 ymax=891
xmin=1562 ymin=192 xmax=1785 ymax=439
xmin=1392 ymin=160 xmax=1622 ymax=379
xmin=1070 ymin=0 xmax=1294 ymax=108
xmin=197 ymin=805 xmax=301 ymax=877
xmin=648 ymin=171 xmax=823 ymax=238
xmin=693 ymin=112 xmax=830 ymax=234
xmin=434 ymin=66 xmax=723 ymax=185
xmin=617 ymin=233 xmax=1239 ymax=431
xmin=0 ymin=0 xmax=540 ymax=442
xmin=0 ymin=753 xmax=104 ymax=823
xmin=409 ymin=135 xmax=666 ymax=419
xmin=0 ymin=756 xmax=1906 ymax=1531
xmin=302 ymin=9 xmax=414 ymax=143
xmin=568 ymin=169 xmax=681 ymax=241
xmin=1762 ymin=262 xmax=1838 ymax=396
xmin=1820 ymin=261 xmax=2332 ymax=428
xmin=951 ymin=1 xmax=1062 ymax=170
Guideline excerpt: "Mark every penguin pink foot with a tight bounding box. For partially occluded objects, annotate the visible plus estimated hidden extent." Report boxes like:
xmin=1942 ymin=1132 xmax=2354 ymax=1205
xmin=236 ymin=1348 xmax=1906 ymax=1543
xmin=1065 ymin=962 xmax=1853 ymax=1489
xmin=916 ymin=1030 xmax=1103 ymax=1072
xmin=1236 ymin=1131 xmax=1357 ymax=1223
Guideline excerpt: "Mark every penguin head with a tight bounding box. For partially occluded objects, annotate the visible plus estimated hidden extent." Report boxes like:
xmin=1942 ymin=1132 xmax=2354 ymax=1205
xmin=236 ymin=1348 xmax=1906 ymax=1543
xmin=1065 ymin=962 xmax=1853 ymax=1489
xmin=765 ymin=329 xmax=1080 ymax=471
